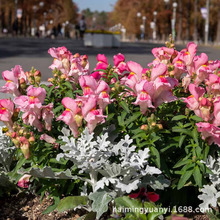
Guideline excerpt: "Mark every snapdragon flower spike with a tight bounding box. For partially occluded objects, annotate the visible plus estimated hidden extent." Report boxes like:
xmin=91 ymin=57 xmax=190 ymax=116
xmin=17 ymin=174 xmax=31 ymax=188
xmin=152 ymin=47 xmax=174 ymax=64
xmin=57 ymin=97 xmax=81 ymax=137
xmin=0 ymin=65 xmax=27 ymax=96
xmin=0 ymin=99 xmax=14 ymax=131
xmin=133 ymin=80 xmax=154 ymax=114
xmin=82 ymin=96 xmax=106 ymax=133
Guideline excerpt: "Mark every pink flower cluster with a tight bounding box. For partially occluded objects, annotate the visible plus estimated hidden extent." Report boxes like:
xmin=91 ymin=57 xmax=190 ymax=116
xmin=0 ymin=43 xmax=220 ymax=148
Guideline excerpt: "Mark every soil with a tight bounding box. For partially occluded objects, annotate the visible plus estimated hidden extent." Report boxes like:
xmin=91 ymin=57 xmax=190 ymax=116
xmin=0 ymin=193 xmax=84 ymax=220
xmin=0 ymin=193 xmax=211 ymax=220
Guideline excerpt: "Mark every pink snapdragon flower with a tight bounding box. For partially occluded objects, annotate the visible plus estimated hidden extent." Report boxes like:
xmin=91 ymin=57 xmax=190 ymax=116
xmin=152 ymin=76 xmax=178 ymax=108
xmin=20 ymin=136 xmax=30 ymax=159
xmin=17 ymin=174 xmax=31 ymax=188
xmin=196 ymin=122 xmax=220 ymax=147
xmin=82 ymin=97 xmax=106 ymax=133
xmin=95 ymin=80 xmax=111 ymax=110
xmin=69 ymin=54 xmax=90 ymax=82
xmin=194 ymin=53 xmax=211 ymax=85
xmin=57 ymin=97 xmax=81 ymax=137
xmin=172 ymin=54 xmax=187 ymax=79
xmin=184 ymin=84 xmax=205 ymax=110
xmin=152 ymin=47 xmax=174 ymax=64
xmin=113 ymin=53 xmax=127 ymax=74
xmin=0 ymin=99 xmax=14 ymax=131
xmin=14 ymin=85 xmax=46 ymax=116
xmin=151 ymin=63 xmax=167 ymax=81
xmin=0 ymin=65 xmax=26 ymax=96
xmin=22 ymin=111 xmax=43 ymax=132
xmin=181 ymin=42 xmax=197 ymax=66
xmin=206 ymin=74 xmax=220 ymax=96
xmin=42 ymin=103 xmax=54 ymax=131
xmin=48 ymin=46 xmax=72 ymax=75
xmin=133 ymin=80 xmax=154 ymax=114
xmin=125 ymin=61 xmax=143 ymax=92
xmin=79 ymin=75 xmax=98 ymax=96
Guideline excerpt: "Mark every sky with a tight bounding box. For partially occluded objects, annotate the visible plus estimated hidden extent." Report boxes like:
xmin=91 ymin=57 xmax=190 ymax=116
xmin=74 ymin=0 xmax=118 ymax=12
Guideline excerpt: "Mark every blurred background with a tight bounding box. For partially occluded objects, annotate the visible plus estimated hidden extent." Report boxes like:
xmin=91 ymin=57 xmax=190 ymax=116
xmin=0 ymin=0 xmax=219 ymax=44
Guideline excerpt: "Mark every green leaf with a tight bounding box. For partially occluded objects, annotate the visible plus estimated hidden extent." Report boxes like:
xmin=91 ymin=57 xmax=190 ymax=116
xmin=150 ymin=147 xmax=160 ymax=168
xmin=40 ymin=84 xmax=49 ymax=92
xmin=203 ymin=145 xmax=210 ymax=160
xmin=193 ymin=166 xmax=202 ymax=187
xmin=112 ymin=72 xmax=119 ymax=81
xmin=89 ymin=191 xmax=112 ymax=219
xmin=47 ymin=85 xmax=55 ymax=97
xmin=172 ymin=115 xmax=187 ymax=121
xmin=107 ymin=113 xmax=115 ymax=122
xmin=124 ymin=85 xmax=135 ymax=93
xmin=84 ymin=212 xmax=96 ymax=220
xmin=172 ymin=127 xmax=192 ymax=136
xmin=177 ymin=169 xmax=193 ymax=189
xmin=115 ymin=196 xmax=143 ymax=219
xmin=65 ymin=90 xmax=74 ymax=98
xmin=179 ymin=135 xmax=186 ymax=148
xmin=119 ymin=101 xmax=130 ymax=113
xmin=53 ymin=105 xmax=64 ymax=114
xmin=57 ymin=196 xmax=88 ymax=212
xmin=43 ymin=196 xmax=60 ymax=214
xmin=191 ymin=115 xmax=203 ymax=122
xmin=192 ymin=128 xmax=199 ymax=145
xmin=173 ymin=159 xmax=191 ymax=169
xmin=125 ymin=112 xmax=141 ymax=125
xmin=73 ymin=89 xmax=83 ymax=95
xmin=63 ymin=81 xmax=73 ymax=90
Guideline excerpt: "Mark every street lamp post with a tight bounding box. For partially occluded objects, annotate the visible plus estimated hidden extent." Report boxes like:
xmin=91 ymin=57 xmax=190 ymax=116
xmin=204 ymin=0 xmax=210 ymax=45
xmin=14 ymin=0 xmax=18 ymax=20
xmin=142 ymin=16 xmax=146 ymax=39
xmin=32 ymin=5 xmax=37 ymax=36
xmin=153 ymin=11 xmax=157 ymax=41
xmin=172 ymin=2 xmax=178 ymax=40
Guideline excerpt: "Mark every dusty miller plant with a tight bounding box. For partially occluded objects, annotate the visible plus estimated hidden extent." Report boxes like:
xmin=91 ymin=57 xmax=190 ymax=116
xmin=198 ymin=154 xmax=220 ymax=211
xmin=56 ymin=127 xmax=162 ymax=196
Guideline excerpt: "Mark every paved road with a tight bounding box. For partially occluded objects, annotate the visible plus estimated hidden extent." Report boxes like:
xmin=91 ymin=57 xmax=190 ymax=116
xmin=0 ymin=38 xmax=219 ymax=82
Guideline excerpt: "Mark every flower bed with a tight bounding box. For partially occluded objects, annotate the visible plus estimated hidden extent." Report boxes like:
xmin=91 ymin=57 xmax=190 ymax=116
xmin=0 ymin=37 xmax=220 ymax=219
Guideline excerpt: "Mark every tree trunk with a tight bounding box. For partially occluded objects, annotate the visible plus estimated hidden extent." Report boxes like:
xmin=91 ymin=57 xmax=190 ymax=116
xmin=193 ymin=0 xmax=198 ymax=42
xmin=186 ymin=0 xmax=191 ymax=41
xmin=215 ymin=4 xmax=220 ymax=44
xmin=177 ymin=0 xmax=183 ymax=42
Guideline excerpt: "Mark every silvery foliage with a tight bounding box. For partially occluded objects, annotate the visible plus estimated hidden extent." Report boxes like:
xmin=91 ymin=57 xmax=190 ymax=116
xmin=0 ymin=126 xmax=15 ymax=172
xmin=0 ymin=126 xmax=15 ymax=188
xmin=56 ymin=127 xmax=162 ymax=196
xmin=198 ymin=155 xmax=220 ymax=211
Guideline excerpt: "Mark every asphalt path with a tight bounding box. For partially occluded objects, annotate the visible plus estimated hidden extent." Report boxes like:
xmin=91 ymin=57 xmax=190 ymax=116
xmin=0 ymin=37 xmax=219 ymax=82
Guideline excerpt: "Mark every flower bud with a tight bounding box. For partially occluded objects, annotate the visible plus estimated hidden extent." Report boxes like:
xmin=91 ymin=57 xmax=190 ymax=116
xmin=157 ymin=124 xmax=163 ymax=130
xmin=151 ymin=122 xmax=156 ymax=127
xmin=12 ymin=138 xmax=20 ymax=147
xmin=11 ymin=132 xmax=17 ymax=138
xmin=111 ymin=87 xmax=116 ymax=92
xmin=141 ymin=124 xmax=148 ymax=131
xmin=28 ymin=136 xmax=35 ymax=144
